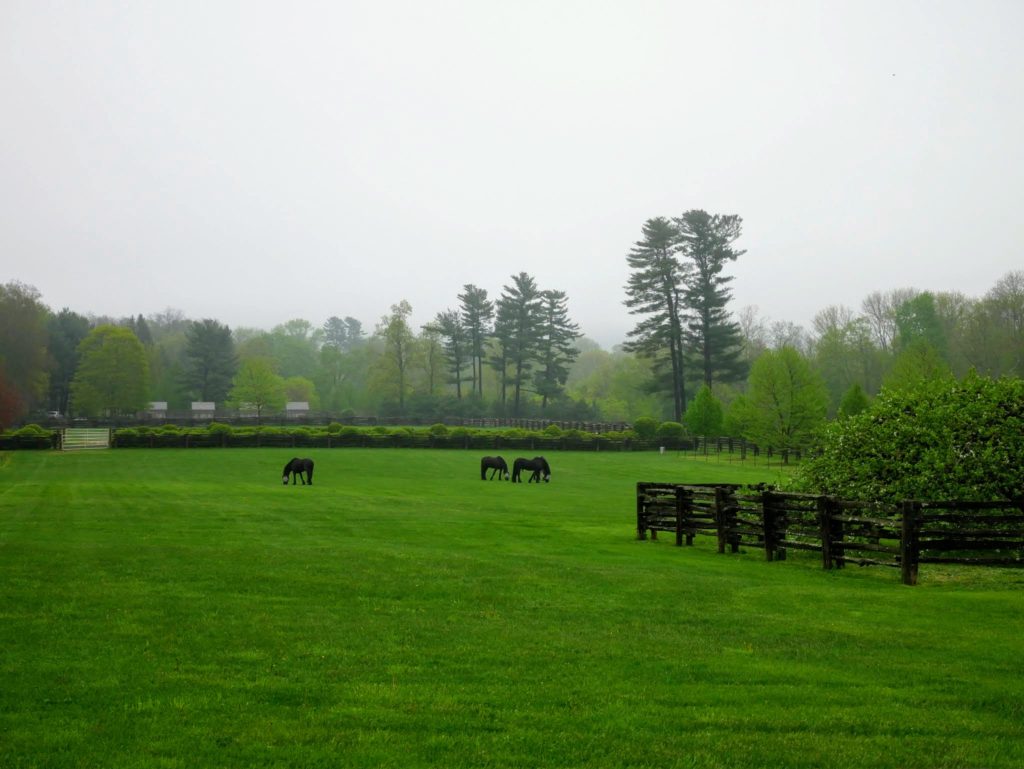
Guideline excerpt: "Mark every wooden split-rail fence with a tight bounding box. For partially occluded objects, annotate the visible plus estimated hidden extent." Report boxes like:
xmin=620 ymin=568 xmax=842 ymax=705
xmin=636 ymin=483 xmax=1024 ymax=585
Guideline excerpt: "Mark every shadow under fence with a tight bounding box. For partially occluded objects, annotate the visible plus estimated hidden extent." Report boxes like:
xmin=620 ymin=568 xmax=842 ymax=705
xmin=636 ymin=483 xmax=1024 ymax=585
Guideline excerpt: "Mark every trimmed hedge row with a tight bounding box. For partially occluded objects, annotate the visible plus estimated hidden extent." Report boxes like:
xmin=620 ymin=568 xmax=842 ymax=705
xmin=108 ymin=423 xmax=660 ymax=451
xmin=1 ymin=423 xmax=761 ymax=454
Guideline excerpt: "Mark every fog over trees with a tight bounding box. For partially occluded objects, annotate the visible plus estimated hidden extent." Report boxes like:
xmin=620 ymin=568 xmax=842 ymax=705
xmin=1 ymin=257 xmax=1022 ymax=443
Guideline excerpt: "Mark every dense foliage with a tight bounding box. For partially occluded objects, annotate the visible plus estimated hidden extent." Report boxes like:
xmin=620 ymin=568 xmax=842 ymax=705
xmin=1 ymin=269 xmax=1022 ymax=429
xmin=797 ymin=372 xmax=1024 ymax=501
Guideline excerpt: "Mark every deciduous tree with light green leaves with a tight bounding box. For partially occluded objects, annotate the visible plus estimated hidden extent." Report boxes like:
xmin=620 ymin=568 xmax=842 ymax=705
xmin=228 ymin=358 xmax=286 ymax=422
xmin=745 ymin=347 xmax=828 ymax=459
xmin=684 ymin=384 xmax=723 ymax=436
xmin=70 ymin=325 xmax=150 ymax=417
xmin=372 ymin=301 xmax=415 ymax=413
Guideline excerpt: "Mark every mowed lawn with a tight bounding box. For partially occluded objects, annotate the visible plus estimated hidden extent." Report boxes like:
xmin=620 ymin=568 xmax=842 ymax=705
xmin=1 ymin=449 xmax=1022 ymax=769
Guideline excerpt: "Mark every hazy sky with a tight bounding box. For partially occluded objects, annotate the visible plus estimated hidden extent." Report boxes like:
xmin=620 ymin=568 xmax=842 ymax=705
xmin=2 ymin=1 xmax=1022 ymax=348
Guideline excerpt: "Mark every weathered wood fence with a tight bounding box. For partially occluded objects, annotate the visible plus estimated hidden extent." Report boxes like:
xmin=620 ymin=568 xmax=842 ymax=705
xmin=636 ymin=483 xmax=1024 ymax=585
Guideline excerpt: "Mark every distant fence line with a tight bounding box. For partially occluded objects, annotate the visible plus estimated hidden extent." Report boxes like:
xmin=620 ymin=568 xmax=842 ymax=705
xmin=637 ymin=483 xmax=1024 ymax=585
xmin=102 ymin=433 xmax=774 ymax=455
xmin=28 ymin=414 xmax=632 ymax=433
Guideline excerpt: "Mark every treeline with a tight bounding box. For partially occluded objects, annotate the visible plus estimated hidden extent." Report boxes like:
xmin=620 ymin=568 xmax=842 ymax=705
xmin=2 ymin=210 xmax=1022 ymax=444
xmin=0 ymin=272 xmax=589 ymax=426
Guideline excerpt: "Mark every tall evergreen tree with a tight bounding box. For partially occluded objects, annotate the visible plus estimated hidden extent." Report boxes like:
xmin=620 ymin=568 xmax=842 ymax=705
xmin=459 ymin=284 xmax=493 ymax=397
xmin=47 ymin=308 xmax=90 ymax=415
xmin=432 ymin=309 xmax=469 ymax=399
xmin=533 ymin=290 xmax=580 ymax=409
xmin=492 ymin=273 xmax=542 ymax=415
xmin=675 ymin=209 xmax=748 ymax=389
xmin=623 ymin=217 xmax=689 ymax=421
xmin=322 ymin=316 xmax=365 ymax=351
xmin=129 ymin=314 xmax=153 ymax=346
xmin=182 ymin=319 xmax=238 ymax=403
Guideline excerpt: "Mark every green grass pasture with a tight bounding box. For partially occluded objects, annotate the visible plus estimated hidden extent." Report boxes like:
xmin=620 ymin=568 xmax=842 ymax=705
xmin=1 ymin=449 xmax=1022 ymax=768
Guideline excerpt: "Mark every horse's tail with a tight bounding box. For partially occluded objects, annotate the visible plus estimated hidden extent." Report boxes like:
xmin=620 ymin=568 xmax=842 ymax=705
xmin=306 ymin=459 xmax=314 ymax=484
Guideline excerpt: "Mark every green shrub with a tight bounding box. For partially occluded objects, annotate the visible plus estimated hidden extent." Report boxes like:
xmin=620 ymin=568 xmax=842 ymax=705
xmin=449 ymin=427 xmax=469 ymax=439
xmin=684 ymin=385 xmax=724 ymax=436
xmin=14 ymin=424 xmax=49 ymax=437
xmin=338 ymin=426 xmax=361 ymax=438
xmin=327 ymin=422 xmax=343 ymax=434
xmin=797 ymin=372 xmax=1024 ymax=502
xmin=656 ymin=421 xmax=686 ymax=441
xmin=428 ymin=423 xmax=449 ymax=437
xmin=158 ymin=425 xmax=181 ymax=435
xmin=115 ymin=428 xmax=139 ymax=439
xmin=632 ymin=417 xmax=658 ymax=440
xmin=543 ymin=424 xmax=563 ymax=437
xmin=602 ymin=430 xmax=635 ymax=441
xmin=207 ymin=422 xmax=233 ymax=437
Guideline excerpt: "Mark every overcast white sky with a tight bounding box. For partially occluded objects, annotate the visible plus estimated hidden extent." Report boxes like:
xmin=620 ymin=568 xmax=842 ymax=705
xmin=2 ymin=1 xmax=1022 ymax=348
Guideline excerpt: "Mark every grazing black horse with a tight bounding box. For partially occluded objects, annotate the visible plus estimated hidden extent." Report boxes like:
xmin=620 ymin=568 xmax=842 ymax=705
xmin=480 ymin=455 xmax=510 ymax=480
xmin=282 ymin=457 xmax=314 ymax=485
xmin=511 ymin=456 xmax=551 ymax=484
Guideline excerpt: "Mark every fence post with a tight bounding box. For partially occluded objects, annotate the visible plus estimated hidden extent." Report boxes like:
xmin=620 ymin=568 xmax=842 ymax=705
xmin=762 ymin=490 xmax=776 ymax=560
xmin=713 ymin=486 xmax=739 ymax=553
xmin=636 ymin=485 xmax=647 ymax=540
xmin=818 ymin=496 xmax=833 ymax=570
xmin=762 ymin=490 xmax=787 ymax=561
xmin=900 ymin=501 xmax=920 ymax=586
xmin=674 ymin=486 xmax=686 ymax=546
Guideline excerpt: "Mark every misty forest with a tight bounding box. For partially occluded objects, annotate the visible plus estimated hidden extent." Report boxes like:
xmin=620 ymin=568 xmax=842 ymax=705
xmin=2 ymin=210 xmax=1022 ymax=452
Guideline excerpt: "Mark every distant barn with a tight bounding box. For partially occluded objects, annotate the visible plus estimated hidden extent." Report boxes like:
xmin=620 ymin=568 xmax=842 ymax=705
xmin=191 ymin=402 xmax=215 ymax=420
xmin=286 ymin=402 xmax=310 ymax=419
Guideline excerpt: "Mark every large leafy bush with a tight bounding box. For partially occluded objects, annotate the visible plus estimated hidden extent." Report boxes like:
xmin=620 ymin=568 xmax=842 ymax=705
xmin=796 ymin=372 xmax=1024 ymax=502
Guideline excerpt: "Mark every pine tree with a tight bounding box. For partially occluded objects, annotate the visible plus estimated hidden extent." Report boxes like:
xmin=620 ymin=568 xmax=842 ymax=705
xmin=432 ymin=309 xmax=469 ymax=398
xmin=533 ymin=290 xmax=581 ymax=409
xmin=492 ymin=273 xmax=542 ymax=415
xmin=675 ymin=209 xmax=748 ymax=389
xmin=623 ymin=217 xmax=689 ymax=421
xmin=459 ymin=284 xmax=493 ymax=396
xmin=182 ymin=319 xmax=238 ymax=403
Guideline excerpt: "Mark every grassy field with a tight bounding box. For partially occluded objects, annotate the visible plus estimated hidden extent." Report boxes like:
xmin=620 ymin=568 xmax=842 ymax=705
xmin=1 ymin=448 xmax=1022 ymax=768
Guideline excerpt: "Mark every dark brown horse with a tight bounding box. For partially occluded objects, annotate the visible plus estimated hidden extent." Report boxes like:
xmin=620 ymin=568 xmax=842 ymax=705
xmin=282 ymin=457 xmax=314 ymax=485
xmin=511 ymin=456 xmax=550 ymax=483
xmin=480 ymin=456 xmax=509 ymax=480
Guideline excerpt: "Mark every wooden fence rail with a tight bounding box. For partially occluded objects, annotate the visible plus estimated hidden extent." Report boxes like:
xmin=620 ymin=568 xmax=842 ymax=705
xmin=637 ymin=483 xmax=1024 ymax=585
